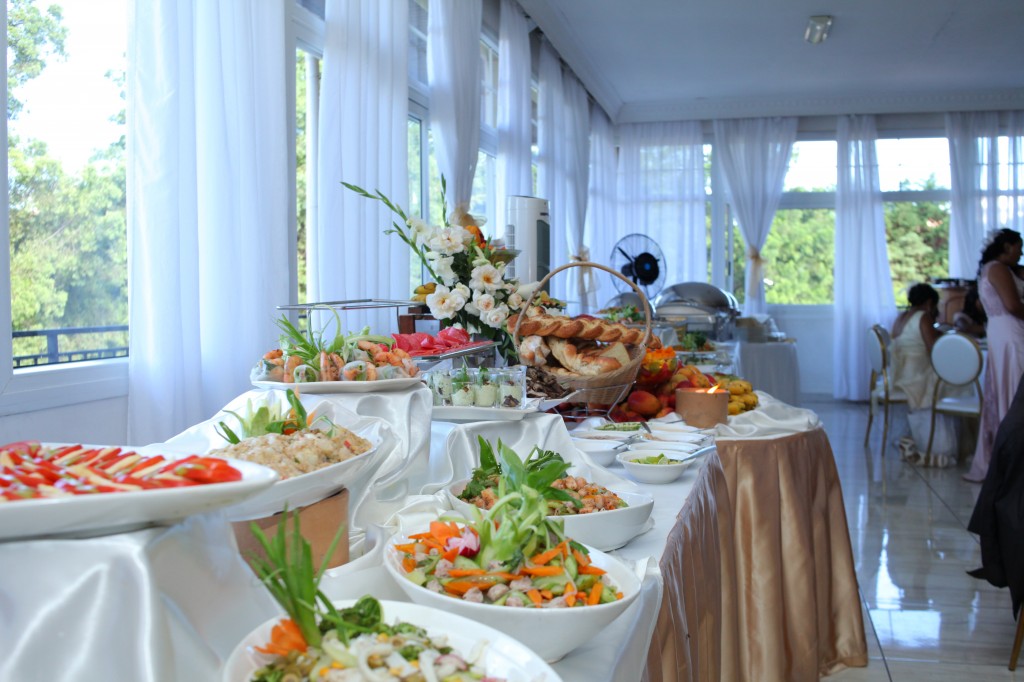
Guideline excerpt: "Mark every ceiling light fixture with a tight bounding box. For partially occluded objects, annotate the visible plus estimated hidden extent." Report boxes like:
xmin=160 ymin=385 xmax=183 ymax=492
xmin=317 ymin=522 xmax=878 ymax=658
xmin=804 ymin=15 xmax=833 ymax=44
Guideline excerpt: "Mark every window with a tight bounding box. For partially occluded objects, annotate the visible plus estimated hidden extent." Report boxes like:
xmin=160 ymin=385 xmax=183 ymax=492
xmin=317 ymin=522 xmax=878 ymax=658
xmin=877 ymin=137 xmax=951 ymax=305
xmin=295 ymin=48 xmax=321 ymax=305
xmin=7 ymin=0 xmax=128 ymax=369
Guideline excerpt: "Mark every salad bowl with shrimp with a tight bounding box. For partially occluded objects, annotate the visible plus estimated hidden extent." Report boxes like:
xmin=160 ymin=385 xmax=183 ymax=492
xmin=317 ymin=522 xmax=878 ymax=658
xmin=384 ymin=441 xmax=642 ymax=662
xmin=443 ymin=440 xmax=653 ymax=551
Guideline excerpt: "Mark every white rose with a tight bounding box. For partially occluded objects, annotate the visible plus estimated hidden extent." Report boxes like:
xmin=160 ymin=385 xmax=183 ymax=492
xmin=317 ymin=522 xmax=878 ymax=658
xmin=472 ymin=291 xmax=496 ymax=312
xmin=507 ymin=292 xmax=524 ymax=310
xmin=454 ymin=283 xmax=471 ymax=299
xmin=469 ymin=264 xmax=504 ymax=292
xmin=480 ymin=304 xmax=509 ymax=329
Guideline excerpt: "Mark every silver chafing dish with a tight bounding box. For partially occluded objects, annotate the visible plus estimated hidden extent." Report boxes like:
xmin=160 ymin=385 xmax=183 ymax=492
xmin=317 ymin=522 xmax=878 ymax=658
xmin=652 ymin=282 xmax=740 ymax=341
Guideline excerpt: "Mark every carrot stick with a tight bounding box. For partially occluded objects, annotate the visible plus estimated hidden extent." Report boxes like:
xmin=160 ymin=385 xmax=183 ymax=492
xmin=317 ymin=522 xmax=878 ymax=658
xmin=443 ymin=580 xmax=484 ymax=595
xmin=540 ymin=589 xmax=553 ymax=600
xmin=588 ymin=582 xmax=603 ymax=606
xmin=526 ymin=588 xmax=543 ymax=606
xmin=572 ymin=548 xmax=591 ymax=566
xmin=393 ymin=543 xmax=418 ymax=554
xmin=519 ymin=565 xmax=565 ymax=577
xmin=578 ymin=564 xmax=606 ymax=576
xmin=442 ymin=546 xmax=459 ymax=563
xmin=402 ymin=556 xmax=417 ymax=573
xmin=530 ymin=544 xmax=564 ymax=566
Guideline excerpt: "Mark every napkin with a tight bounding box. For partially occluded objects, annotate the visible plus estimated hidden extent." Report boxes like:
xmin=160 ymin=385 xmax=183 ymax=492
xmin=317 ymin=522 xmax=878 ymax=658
xmin=713 ymin=391 xmax=821 ymax=439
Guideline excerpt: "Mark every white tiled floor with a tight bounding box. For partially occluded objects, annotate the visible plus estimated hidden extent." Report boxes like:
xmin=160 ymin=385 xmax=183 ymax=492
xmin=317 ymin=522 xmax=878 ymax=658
xmin=809 ymin=398 xmax=1022 ymax=681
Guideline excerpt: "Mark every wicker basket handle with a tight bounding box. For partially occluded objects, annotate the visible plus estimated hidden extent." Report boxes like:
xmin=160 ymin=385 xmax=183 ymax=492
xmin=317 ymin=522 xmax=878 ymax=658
xmin=510 ymin=260 xmax=653 ymax=348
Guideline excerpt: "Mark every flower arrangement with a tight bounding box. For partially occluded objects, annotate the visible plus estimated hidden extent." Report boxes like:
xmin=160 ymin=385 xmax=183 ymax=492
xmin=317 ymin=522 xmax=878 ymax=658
xmin=343 ymin=177 xmax=534 ymax=360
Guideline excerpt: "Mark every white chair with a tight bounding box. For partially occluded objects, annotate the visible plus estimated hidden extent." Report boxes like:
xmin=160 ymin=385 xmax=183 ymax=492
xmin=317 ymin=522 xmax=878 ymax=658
xmin=865 ymin=324 xmax=908 ymax=452
xmin=926 ymin=332 xmax=983 ymax=461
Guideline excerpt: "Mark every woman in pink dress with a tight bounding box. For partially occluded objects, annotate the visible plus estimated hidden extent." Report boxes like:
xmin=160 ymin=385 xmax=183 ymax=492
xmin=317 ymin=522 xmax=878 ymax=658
xmin=965 ymin=229 xmax=1024 ymax=482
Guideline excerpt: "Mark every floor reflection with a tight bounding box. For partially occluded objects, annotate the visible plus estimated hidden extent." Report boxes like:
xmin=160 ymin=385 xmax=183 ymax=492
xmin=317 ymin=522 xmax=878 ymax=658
xmin=809 ymin=399 xmax=1020 ymax=681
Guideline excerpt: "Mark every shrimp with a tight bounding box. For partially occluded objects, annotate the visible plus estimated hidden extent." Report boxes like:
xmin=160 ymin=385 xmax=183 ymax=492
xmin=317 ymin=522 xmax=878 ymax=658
xmin=263 ymin=349 xmax=284 ymax=366
xmin=319 ymin=352 xmax=346 ymax=381
xmin=357 ymin=340 xmax=383 ymax=352
xmin=282 ymin=355 xmax=304 ymax=383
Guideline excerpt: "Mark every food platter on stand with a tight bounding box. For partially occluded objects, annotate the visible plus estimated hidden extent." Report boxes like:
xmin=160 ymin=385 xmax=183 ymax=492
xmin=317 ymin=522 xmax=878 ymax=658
xmin=251 ymin=377 xmax=422 ymax=393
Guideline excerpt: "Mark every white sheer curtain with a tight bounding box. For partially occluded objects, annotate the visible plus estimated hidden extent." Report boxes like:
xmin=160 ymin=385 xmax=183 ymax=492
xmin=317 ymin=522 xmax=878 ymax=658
xmin=496 ymin=0 xmax=532 ymax=234
xmin=947 ymin=111 xmax=1024 ymax=278
xmin=537 ymin=41 xmax=592 ymax=310
xmin=834 ymin=115 xmax=896 ymax=401
xmin=312 ymin=0 xmax=409 ymax=332
xmin=127 ymin=0 xmax=289 ymax=445
xmin=615 ymin=121 xmax=706 ymax=295
xmin=713 ymin=117 xmax=797 ymax=315
xmin=428 ymin=0 xmax=482 ymax=212
xmin=585 ymin=105 xmax=619 ymax=310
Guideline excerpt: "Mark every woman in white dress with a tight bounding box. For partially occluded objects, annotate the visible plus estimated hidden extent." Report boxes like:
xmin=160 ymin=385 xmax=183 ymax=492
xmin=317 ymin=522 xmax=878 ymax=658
xmin=891 ymin=283 xmax=959 ymax=466
xmin=964 ymin=229 xmax=1024 ymax=483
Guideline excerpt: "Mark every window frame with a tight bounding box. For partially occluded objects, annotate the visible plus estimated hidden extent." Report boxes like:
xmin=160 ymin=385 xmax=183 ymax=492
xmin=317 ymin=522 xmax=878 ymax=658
xmin=0 ymin=1 xmax=131 ymax=416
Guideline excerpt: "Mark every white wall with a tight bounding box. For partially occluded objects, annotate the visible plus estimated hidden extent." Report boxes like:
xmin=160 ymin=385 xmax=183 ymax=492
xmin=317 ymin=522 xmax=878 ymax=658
xmin=767 ymin=304 xmax=834 ymax=399
xmin=0 ymin=397 xmax=128 ymax=445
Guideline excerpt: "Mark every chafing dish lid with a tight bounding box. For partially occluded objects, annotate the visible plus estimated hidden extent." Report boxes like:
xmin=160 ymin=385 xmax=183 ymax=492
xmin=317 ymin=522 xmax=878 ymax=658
xmin=653 ymin=283 xmax=738 ymax=313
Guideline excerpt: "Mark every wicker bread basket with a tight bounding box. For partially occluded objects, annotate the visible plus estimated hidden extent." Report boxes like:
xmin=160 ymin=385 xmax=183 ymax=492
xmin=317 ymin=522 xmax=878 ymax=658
xmin=511 ymin=261 xmax=652 ymax=407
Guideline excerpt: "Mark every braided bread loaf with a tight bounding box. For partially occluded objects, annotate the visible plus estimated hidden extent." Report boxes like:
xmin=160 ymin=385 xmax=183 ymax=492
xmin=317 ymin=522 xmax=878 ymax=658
xmin=508 ymin=311 xmax=661 ymax=349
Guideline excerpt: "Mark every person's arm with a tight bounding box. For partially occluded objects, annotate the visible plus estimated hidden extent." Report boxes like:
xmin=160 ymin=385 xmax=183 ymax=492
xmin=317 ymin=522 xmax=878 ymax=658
xmin=920 ymin=308 xmax=942 ymax=352
xmin=953 ymin=311 xmax=986 ymax=337
xmin=988 ymin=264 xmax=1024 ymax=320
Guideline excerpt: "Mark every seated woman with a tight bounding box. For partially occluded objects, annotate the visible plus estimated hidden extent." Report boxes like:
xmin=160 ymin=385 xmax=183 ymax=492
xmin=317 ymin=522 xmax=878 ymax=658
xmin=890 ymin=283 xmax=961 ymax=466
xmin=953 ymin=284 xmax=987 ymax=338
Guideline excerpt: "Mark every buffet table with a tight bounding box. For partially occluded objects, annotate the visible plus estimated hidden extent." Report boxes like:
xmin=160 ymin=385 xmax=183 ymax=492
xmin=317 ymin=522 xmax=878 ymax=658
xmin=0 ymin=387 xmax=866 ymax=682
xmin=734 ymin=340 xmax=801 ymax=406
xmin=714 ymin=397 xmax=868 ymax=680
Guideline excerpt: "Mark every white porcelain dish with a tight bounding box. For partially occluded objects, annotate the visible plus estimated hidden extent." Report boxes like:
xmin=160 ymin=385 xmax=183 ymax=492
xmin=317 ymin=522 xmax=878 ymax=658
xmin=616 ymin=451 xmax=696 ymax=484
xmin=384 ymin=536 xmax=641 ymax=662
xmin=444 ymin=479 xmax=654 ymax=551
xmin=431 ymin=405 xmax=530 ymax=422
xmin=0 ymin=448 xmax=278 ymax=541
xmin=252 ymin=377 xmax=422 ymax=393
xmin=626 ymin=440 xmax=705 ymax=456
xmin=526 ymin=390 xmax=581 ymax=412
xmin=570 ymin=437 xmax=621 ymax=466
xmin=222 ymin=599 xmax=562 ymax=682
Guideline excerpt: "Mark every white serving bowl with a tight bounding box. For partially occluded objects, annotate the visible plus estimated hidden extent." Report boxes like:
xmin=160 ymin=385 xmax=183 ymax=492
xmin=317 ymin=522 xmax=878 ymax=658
xmin=222 ymin=599 xmax=562 ymax=682
xmin=570 ymin=437 xmax=621 ymax=466
xmin=383 ymin=535 xmax=642 ymax=662
xmin=616 ymin=451 xmax=696 ymax=484
xmin=444 ymin=480 xmax=654 ymax=551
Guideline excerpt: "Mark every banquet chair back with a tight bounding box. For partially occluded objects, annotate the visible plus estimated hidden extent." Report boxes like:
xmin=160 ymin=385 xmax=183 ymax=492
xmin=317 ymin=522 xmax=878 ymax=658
xmin=926 ymin=332 xmax=983 ymax=460
xmin=865 ymin=324 xmax=907 ymax=453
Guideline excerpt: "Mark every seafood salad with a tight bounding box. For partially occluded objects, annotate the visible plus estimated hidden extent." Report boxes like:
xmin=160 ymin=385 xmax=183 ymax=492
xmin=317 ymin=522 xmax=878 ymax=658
xmin=250 ymin=598 xmax=503 ymax=682
xmin=458 ymin=445 xmax=626 ymax=516
xmin=210 ymin=389 xmax=373 ymax=480
xmin=245 ymin=515 xmax=507 ymax=682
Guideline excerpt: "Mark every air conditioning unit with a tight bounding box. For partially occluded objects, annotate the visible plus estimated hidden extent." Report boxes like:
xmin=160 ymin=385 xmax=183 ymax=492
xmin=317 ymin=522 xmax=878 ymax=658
xmin=503 ymin=195 xmax=550 ymax=285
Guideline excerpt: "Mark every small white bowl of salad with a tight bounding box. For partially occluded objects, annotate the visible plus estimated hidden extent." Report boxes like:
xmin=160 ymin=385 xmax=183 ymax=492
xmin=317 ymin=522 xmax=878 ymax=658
xmin=616 ymin=451 xmax=696 ymax=484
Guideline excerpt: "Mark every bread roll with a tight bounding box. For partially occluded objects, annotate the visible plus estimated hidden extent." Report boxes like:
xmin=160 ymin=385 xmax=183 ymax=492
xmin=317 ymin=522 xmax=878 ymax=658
xmin=517 ymin=335 xmax=550 ymax=367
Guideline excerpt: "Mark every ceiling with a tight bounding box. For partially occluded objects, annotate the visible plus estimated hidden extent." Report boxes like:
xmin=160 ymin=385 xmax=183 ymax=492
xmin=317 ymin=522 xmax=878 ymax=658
xmin=517 ymin=0 xmax=1024 ymax=124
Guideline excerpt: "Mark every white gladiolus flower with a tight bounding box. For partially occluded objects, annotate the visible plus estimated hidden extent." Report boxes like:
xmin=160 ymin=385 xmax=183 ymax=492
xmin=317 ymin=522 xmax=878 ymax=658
xmin=515 ymin=281 xmax=540 ymax=299
xmin=426 ymin=285 xmax=465 ymax=320
xmin=480 ymin=304 xmax=509 ymax=329
xmin=469 ymin=264 xmax=503 ymax=292
xmin=454 ymin=283 xmax=471 ymax=299
xmin=427 ymin=254 xmax=457 ymax=286
xmin=407 ymin=216 xmax=432 ymax=246
xmin=427 ymin=226 xmax=470 ymax=255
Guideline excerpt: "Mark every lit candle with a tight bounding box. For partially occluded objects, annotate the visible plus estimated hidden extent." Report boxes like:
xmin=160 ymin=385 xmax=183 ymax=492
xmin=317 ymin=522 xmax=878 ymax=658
xmin=675 ymin=385 xmax=729 ymax=428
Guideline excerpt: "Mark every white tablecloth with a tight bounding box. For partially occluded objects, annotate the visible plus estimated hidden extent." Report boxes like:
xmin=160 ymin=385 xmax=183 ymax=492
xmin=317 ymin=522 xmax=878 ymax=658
xmin=734 ymin=341 xmax=801 ymax=406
